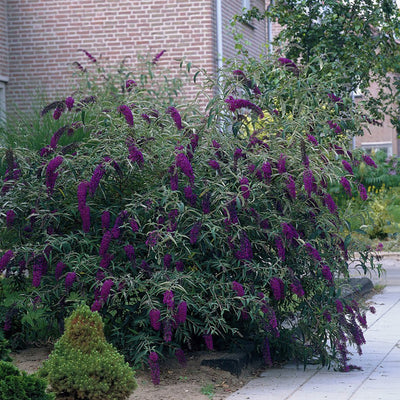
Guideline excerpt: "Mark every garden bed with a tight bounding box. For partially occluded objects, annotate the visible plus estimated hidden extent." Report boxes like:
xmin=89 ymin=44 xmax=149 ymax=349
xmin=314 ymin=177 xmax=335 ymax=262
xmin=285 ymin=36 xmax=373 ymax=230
xmin=11 ymin=347 xmax=260 ymax=400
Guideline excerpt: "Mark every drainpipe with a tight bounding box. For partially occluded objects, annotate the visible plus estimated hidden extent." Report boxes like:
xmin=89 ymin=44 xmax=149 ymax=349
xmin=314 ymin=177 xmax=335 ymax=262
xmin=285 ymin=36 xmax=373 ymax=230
xmin=267 ymin=0 xmax=275 ymax=54
xmin=216 ymin=0 xmax=223 ymax=85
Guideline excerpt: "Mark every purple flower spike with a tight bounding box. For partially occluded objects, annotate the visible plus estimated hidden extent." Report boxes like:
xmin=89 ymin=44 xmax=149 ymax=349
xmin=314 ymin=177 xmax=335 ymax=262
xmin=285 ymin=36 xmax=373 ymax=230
xmin=127 ymin=142 xmax=144 ymax=167
xmin=55 ymin=262 xmax=66 ymax=280
xmin=89 ymin=163 xmax=105 ymax=196
xmin=359 ymin=183 xmax=368 ymax=200
xmin=167 ymin=106 xmax=183 ymax=130
xmin=99 ymin=231 xmax=112 ymax=257
xmin=149 ymin=309 xmax=161 ymax=331
xmin=340 ymin=176 xmax=352 ymax=197
xmin=307 ymin=134 xmax=319 ymax=146
xmin=100 ymin=279 xmax=114 ymax=301
xmin=342 ymin=160 xmax=354 ymax=175
xmin=278 ymin=57 xmax=299 ymax=74
xmin=163 ymin=290 xmax=174 ymax=309
xmin=184 ymin=186 xmax=197 ymax=207
xmin=77 ymin=181 xmax=89 ymax=210
xmin=232 ymin=281 xmax=245 ymax=297
xmin=321 ymin=264 xmax=333 ymax=284
xmin=328 ymin=93 xmax=342 ymax=103
xmin=124 ymin=245 xmax=135 ymax=263
xmin=190 ymin=222 xmax=202 ymax=245
xmin=270 ymin=277 xmax=285 ymax=301
xmin=225 ymin=96 xmax=264 ymax=119
xmin=208 ymin=159 xmax=220 ymax=170
xmin=65 ymin=272 xmax=76 ymax=291
xmin=125 ymin=79 xmax=137 ymax=92
xmin=79 ymin=49 xmax=97 ymax=62
xmin=240 ymin=177 xmax=250 ymax=199
xmin=290 ymin=280 xmax=305 ymax=297
xmin=130 ymin=218 xmax=139 ymax=232
xmin=118 ymin=105 xmax=134 ymax=126
xmin=101 ymin=210 xmax=111 ymax=230
xmin=176 ymin=153 xmax=194 ymax=185
xmin=327 ymin=120 xmax=342 ymax=134
xmin=176 ymin=260 xmax=184 ymax=272
xmin=149 ymin=352 xmax=160 ymax=385
xmin=324 ymin=193 xmax=338 ymax=214
xmin=0 ymin=250 xmax=14 ymax=272
xmin=286 ymin=175 xmax=296 ymax=199
xmin=362 ymin=154 xmax=377 ymax=168
xmin=303 ymin=169 xmax=316 ymax=196
xmin=53 ymin=106 xmax=63 ymax=120
xmin=335 ymin=299 xmax=344 ymax=313
xmin=46 ymin=156 xmax=63 ymax=194
xmin=203 ymin=334 xmax=214 ymax=350
xmin=275 ymin=236 xmax=285 ymax=261
xmin=6 ymin=210 xmax=15 ymax=228
xmin=152 ymin=49 xmax=166 ymax=65
xmin=277 ymin=154 xmax=286 ymax=173
xmin=305 ymin=243 xmax=321 ymax=261
xmin=176 ymin=301 xmax=187 ymax=324
xmin=65 ymin=96 xmax=74 ymax=111
xmin=163 ymin=253 xmax=172 ymax=269
xmin=91 ymin=300 xmax=102 ymax=312
xmin=281 ymin=223 xmax=299 ymax=244
xmin=235 ymin=231 xmax=253 ymax=261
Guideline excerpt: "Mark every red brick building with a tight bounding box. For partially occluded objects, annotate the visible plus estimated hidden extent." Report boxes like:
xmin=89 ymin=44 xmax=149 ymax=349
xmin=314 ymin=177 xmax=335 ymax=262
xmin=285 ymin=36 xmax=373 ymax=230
xmin=0 ymin=0 xmax=267 ymax=114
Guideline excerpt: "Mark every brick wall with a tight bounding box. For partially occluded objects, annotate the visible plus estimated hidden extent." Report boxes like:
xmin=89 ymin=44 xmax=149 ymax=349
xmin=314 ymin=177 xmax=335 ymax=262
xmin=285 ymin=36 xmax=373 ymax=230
xmin=6 ymin=0 xmax=215 ymax=112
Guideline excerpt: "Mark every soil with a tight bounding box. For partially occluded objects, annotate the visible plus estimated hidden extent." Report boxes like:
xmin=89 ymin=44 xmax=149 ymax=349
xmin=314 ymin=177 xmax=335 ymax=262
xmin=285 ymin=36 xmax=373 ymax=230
xmin=11 ymin=347 xmax=260 ymax=400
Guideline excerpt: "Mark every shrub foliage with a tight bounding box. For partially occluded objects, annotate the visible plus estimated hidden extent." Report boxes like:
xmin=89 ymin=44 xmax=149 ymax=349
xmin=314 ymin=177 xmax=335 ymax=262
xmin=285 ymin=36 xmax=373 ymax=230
xmin=0 ymin=52 xmax=377 ymax=373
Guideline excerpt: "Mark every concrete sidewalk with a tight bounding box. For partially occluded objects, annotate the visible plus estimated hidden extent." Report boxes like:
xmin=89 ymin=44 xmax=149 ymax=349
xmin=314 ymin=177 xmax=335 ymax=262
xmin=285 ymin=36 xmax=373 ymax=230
xmin=227 ymin=255 xmax=400 ymax=400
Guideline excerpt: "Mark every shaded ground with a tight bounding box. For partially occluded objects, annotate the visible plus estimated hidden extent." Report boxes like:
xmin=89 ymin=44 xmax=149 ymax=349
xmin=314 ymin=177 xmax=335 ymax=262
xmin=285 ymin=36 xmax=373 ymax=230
xmin=11 ymin=347 xmax=260 ymax=400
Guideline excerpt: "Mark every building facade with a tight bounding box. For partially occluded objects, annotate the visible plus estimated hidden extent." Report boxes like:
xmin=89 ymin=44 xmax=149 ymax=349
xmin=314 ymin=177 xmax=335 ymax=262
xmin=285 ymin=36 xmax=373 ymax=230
xmin=0 ymin=0 xmax=267 ymax=114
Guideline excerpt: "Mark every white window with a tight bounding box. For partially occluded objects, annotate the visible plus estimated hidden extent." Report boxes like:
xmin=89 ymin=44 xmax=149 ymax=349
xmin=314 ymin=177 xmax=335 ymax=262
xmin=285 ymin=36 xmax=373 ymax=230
xmin=242 ymin=0 xmax=251 ymax=11
xmin=361 ymin=142 xmax=392 ymax=157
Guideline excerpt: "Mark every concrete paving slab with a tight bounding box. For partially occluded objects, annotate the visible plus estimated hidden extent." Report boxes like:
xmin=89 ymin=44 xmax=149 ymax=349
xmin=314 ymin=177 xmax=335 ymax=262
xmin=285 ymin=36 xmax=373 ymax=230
xmin=226 ymin=255 xmax=400 ymax=400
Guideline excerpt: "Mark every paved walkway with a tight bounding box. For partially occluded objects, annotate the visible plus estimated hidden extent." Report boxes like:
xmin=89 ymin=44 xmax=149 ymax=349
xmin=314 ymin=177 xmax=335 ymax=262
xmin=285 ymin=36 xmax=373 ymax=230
xmin=227 ymin=255 xmax=400 ymax=400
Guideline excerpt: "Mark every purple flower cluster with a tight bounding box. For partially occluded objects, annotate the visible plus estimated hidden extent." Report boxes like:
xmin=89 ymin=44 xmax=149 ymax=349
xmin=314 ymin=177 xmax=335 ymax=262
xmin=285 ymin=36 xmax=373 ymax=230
xmin=327 ymin=120 xmax=342 ymax=134
xmin=127 ymin=141 xmax=144 ymax=167
xmin=321 ymin=264 xmax=333 ymax=284
xmin=124 ymin=245 xmax=135 ymax=263
xmin=278 ymin=57 xmax=299 ymax=74
xmin=307 ymin=134 xmax=319 ymax=146
xmin=163 ymin=253 xmax=172 ymax=269
xmin=286 ymin=175 xmax=296 ymax=199
xmin=163 ymin=290 xmax=174 ymax=309
xmin=152 ymin=49 xmax=166 ymax=64
xmin=362 ymin=154 xmax=377 ymax=168
xmin=232 ymin=281 xmax=245 ymax=297
xmin=167 ymin=106 xmax=183 ymax=130
xmin=55 ymin=261 xmax=66 ymax=280
xmin=6 ymin=210 xmax=15 ymax=228
xmin=77 ymin=181 xmax=90 ymax=232
xmin=100 ymin=279 xmax=114 ymax=301
xmin=324 ymin=193 xmax=337 ymax=214
xmin=340 ymin=176 xmax=352 ymax=197
xmin=101 ymin=210 xmax=111 ymax=230
xmin=184 ymin=186 xmax=197 ymax=206
xmin=270 ymin=277 xmax=284 ymax=301
xmin=125 ymin=79 xmax=137 ymax=92
xmin=328 ymin=93 xmax=342 ymax=103
xmin=0 ymin=250 xmax=14 ymax=272
xmin=281 ymin=223 xmax=299 ymax=244
xmin=146 ymin=230 xmax=159 ymax=247
xmin=190 ymin=222 xmax=202 ymax=245
xmin=202 ymin=192 xmax=211 ymax=214
xmin=275 ymin=236 xmax=285 ymax=261
xmin=118 ymin=105 xmax=134 ymax=126
xmin=150 ymin=309 xmax=161 ymax=331
xmin=304 ymin=243 xmax=321 ymax=261
xmin=79 ymin=48 xmax=96 ymax=62
xmin=149 ymin=352 xmax=160 ymax=385
xmin=46 ymin=156 xmax=63 ymax=194
xmin=99 ymin=231 xmax=112 ymax=257
xmin=89 ymin=163 xmax=106 ymax=196
xmin=277 ymin=154 xmax=286 ymax=173
xmin=130 ymin=218 xmax=139 ymax=232
xmin=65 ymin=96 xmax=74 ymax=110
xmin=175 ymin=153 xmax=194 ymax=185
xmin=239 ymin=177 xmax=250 ymax=199
xmin=224 ymin=96 xmax=264 ymax=119
xmin=65 ymin=271 xmax=76 ymax=291
xmin=50 ymin=125 xmax=68 ymax=149
xmin=335 ymin=299 xmax=344 ymax=313
xmin=235 ymin=231 xmax=253 ymax=261
xmin=175 ymin=260 xmax=184 ymax=272
xmin=359 ymin=184 xmax=368 ymax=200
xmin=303 ymin=169 xmax=316 ymax=196
xmin=225 ymin=199 xmax=239 ymax=225
xmin=341 ymin=159 xmax=354 ymax=175
xmin=290 ymin=280 xmax=305 ymax=297
xmin=208 ymin=159 xmax=220 ymax=170
xmin=175 ymin=301 xmax=187 ymax=324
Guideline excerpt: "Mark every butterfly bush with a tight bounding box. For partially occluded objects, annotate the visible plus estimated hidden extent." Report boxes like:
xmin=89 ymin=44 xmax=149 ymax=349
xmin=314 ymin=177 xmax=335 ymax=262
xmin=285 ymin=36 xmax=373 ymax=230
xmin=0 ymin=53 xmax=377 ymax=375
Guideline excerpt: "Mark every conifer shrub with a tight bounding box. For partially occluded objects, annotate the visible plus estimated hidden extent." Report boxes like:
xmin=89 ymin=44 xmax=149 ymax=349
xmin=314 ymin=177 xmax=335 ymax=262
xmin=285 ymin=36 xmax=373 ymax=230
xmin=38 ymin=304 xmax=137 ymax=400
xmin=0 ymin=360 xmax=55 ymax=400
xmin=0 ymin=50 xmax=379 ymax=374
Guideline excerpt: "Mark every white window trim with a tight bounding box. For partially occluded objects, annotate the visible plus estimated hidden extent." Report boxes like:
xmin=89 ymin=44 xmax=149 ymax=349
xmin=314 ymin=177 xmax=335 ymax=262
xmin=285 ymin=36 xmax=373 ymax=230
xmin=361 ymin=142 xmax=392 ymax=157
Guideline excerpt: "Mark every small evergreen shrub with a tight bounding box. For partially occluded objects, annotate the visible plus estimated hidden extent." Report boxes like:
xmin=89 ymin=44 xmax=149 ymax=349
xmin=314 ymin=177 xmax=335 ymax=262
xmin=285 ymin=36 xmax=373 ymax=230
xmin=0 ymin=360 xmax=55 ymax=400
xmin=39 ymin=304 xmax=137 ymax=400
